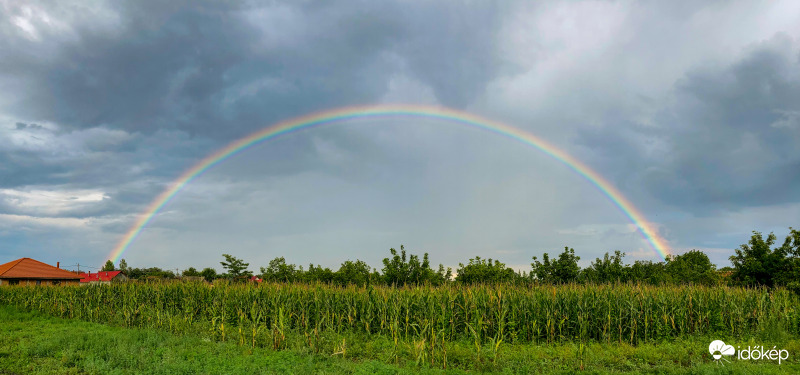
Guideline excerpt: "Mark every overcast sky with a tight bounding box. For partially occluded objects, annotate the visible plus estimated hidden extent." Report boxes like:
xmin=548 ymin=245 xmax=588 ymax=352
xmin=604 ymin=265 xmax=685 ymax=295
xmin=1 ymin=1 xmax=799 ymax=273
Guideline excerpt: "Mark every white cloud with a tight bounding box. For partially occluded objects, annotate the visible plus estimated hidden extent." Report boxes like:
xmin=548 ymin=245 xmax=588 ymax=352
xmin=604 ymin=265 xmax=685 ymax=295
xmin=0 ymin=213 xmax=90 ymax=229
xmin=1 ymin=188 xmax=107 ymax=216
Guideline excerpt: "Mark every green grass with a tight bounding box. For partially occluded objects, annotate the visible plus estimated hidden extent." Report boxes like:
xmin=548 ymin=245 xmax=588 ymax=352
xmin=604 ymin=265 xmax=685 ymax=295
xmin=2 ymin=305 xmax=800 ymax=374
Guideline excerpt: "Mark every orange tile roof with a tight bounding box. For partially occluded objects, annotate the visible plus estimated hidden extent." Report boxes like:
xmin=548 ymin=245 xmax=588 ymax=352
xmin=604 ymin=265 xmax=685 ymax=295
xmin=0 ymin=258 xmax=81 ymax=280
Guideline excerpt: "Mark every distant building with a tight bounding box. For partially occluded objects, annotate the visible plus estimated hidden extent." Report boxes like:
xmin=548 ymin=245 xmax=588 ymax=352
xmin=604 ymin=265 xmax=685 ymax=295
xmin=0 ymin=258 xmax=81 ymax=286
xmin=79 ymin=271 xmax=128 ymax=284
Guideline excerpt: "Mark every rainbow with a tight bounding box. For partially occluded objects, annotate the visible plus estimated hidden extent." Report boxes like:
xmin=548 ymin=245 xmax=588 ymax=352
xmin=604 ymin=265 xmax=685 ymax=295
xmin=108 ymin=104 xmax=669 ymax=264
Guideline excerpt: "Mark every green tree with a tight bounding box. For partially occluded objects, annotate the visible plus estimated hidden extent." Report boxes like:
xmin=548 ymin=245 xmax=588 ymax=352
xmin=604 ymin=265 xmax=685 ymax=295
xmin=532 ymin=247 xmax=581 ymax=284
xmin=259 ymin=257 xmax=298 ymax=282
xmin=118 ymin=259 xmax=129 ymax=274
xmin=582 ymin=250 xmax=627 ymax=283
xmin=335 ymin=260 xmax=374 ymax=286
xmin=305 ymin=264 xmax=335 ymax=283
xmin=730 ymin=228 xmax=800 ymax=289
xmin=182 ymin=267 xmax=201 ymax=277
xmin=628 ymin=260 xmax=668 ymax=285
xmin=730 ymin=231 xmax=785 ymax=287
xmin=126 ymin=267 xmax=175 ymax=280
xmin=776 ymin=228 xmax=800 ymax=292
xmin=101 ymin=260 xmax=115 ymax=272
xmin=665 ymin=250 xmax=718 ymax=285
xmin=381 ymin=245 xmax=439 ymax=286
xmin=200 ymin=267 xmax=217 ymax=282
xmin=455 ymin=256 xmax=515 ymax=284
xmin=220 ymin=254 xmax=252 ymax=279
xmin=531 ymin=253 xmax=555 ymax=283
xmin=553 ymin=247 xmax=581 ymax=283
xmin=432 ymin=264 xmax=453 ymax=286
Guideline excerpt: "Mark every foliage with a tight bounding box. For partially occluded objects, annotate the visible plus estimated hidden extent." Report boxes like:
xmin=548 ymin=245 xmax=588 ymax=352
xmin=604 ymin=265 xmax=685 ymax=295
xmin=729 ymin=229 xmax=800 ymax=287
xmin=182 ymin=267 xmax=201 ymax=277
xmin=665 ymin=250 xmax=719 ymax=285
xmin=200 ymin=267 xmax=218 ymax=282
xmin=381 ymin=245 xmax=448 ymax=286
xmin=126 ymin=267 xmax=176 ymax=280
xmin=334 ymin=260 xmax=376 ymax=286
xmin=627 ymin=260 xmax=669 ymax=285
xmin=118 ymin=258 xmax=129 ymax=274
xmin=99 ymin=229 xmax=800 ymax=289
xmin=220 ymin=254 xmax=252 ymax=279
xmin=304 ymin=264 xmax=335 ymax=284
xmin=582 ymin=250 xmax=627 ymax=283
xmin=260 ymin=257 xmax=299 ymax=283
xmin=455 ymin=256 xmax=515 ymax=284
xmin=101 ymin=260 xmax=115 ymax=272
xmin=531 ymin=247 xmax=581 ymax=283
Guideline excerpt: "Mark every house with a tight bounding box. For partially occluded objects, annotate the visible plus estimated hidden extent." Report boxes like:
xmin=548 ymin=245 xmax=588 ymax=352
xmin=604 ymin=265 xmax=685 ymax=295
xmin=79 ymin=271 xmax=128 ymax=284
xmin=0 ymin=258 xmax=82 ymax=286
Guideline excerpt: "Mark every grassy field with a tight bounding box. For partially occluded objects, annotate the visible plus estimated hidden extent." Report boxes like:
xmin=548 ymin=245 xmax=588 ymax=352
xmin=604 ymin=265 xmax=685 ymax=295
xmin=2 ymin=283 xmax=800 ymax=373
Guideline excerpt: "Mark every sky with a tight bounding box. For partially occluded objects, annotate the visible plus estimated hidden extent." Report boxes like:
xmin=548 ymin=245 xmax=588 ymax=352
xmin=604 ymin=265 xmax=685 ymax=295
xmin=1 ymin=1 xmax=799 ymax=274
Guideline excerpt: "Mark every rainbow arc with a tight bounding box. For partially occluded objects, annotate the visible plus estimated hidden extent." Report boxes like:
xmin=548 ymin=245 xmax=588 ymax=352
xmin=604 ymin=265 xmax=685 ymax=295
xmin=109 ymin=105 xmax=669 ymax=263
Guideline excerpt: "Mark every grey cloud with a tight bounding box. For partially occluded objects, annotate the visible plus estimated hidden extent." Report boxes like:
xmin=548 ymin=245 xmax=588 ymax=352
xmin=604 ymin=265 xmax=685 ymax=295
xmin=1 ymin=1 xmax=512 ymax=141
xmin=393 ymin=3 xmax=510 ymax=107
xmin=4 ymin=1 xmax=798 ymax=269
xmin=14 ymin=122 xmax=43 ymax=130
xmin=577 ymin=34 xmax=800 ymax=214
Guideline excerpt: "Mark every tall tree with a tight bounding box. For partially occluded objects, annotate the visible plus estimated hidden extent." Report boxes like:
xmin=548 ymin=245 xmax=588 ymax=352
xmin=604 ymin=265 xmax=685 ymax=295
xmin=260 ymin=257 xmax=298 ymax=282
xmin=777 ymin=228 xmax=800 ymax=293
xmin=220 ymin=254 xmax=252 ymax=279
xmin=381 ymin=245 xmax=440 ymax=286
xmin=553 ymin=247 xmax=581 ymax=283
xmin=305 ymin=264 xmax=335 ymax=283
xmin=729 ymin=231 xmax=784 ymax=287
xmin=335 ymin=260 xmax=374 ymax=286
xmin=118 ymin=259 xmax=129 ymax=274
xmin=532 ymin=247 xmax=581 ymax=283
xmin=583 ymin=251 xmax=627 ymax=283
xmin=456 ymin=256 xmax=515 ymax=284
xmin=200 ymin=267 xmax=217 ymax=282
xmin=730 ymin=229 xmax=800 ymax=288
xmin=665 ymin=250 xmax=718 ymax=285
xmin=101 ymin=260 xmax=115 ymax=272
xmin=182 ymin=267 xmax=201 ymax=277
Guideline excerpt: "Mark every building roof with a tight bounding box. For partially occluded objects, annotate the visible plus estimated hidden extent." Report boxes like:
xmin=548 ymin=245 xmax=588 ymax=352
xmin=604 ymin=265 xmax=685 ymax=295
xmin=80 ymin=271 xmax=125 ymax=283
xmin=0 ymin=258 xmax=82 ymax=280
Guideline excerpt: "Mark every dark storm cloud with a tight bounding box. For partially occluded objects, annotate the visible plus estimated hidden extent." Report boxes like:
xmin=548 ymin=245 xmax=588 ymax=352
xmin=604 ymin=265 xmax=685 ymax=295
xmin=4 ymin=0 xmax=796 ymax=268
xmin=15 ymin=122 xmax=43 ymax=130
xmin=0 ymin=0 xmax=515 ymax=233
xmin=1 ymin=1 xmax=510 ymax=140
xmin=577 ymin=34 xmax=800 ymax=213
xmin=393 ymin=3 xmax=509 ymax=107
xmin=0 ymin=150 xmax=70 ymax=188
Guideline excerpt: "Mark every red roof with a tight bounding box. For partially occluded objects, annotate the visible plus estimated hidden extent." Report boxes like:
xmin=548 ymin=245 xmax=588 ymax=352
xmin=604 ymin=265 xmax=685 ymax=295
xmin=0 ymin=258 xmax=81 ymax=280
xmin=80 ymin=271 xmax=125 ymax=283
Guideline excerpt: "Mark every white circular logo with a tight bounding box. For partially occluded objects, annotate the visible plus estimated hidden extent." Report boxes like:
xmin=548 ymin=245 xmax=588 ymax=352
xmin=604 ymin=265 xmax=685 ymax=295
xmin=709 ymin=340 xmax=735 ymax=362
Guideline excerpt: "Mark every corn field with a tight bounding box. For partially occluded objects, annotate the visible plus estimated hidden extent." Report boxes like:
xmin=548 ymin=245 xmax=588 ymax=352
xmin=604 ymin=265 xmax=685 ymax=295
xmin=1 ymin=282 xmax=798 ymax=350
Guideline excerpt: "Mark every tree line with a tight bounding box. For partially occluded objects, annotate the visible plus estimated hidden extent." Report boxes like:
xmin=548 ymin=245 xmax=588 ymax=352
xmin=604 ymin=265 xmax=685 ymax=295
xmin=108 ymin=228 xmax=799 ymax=289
